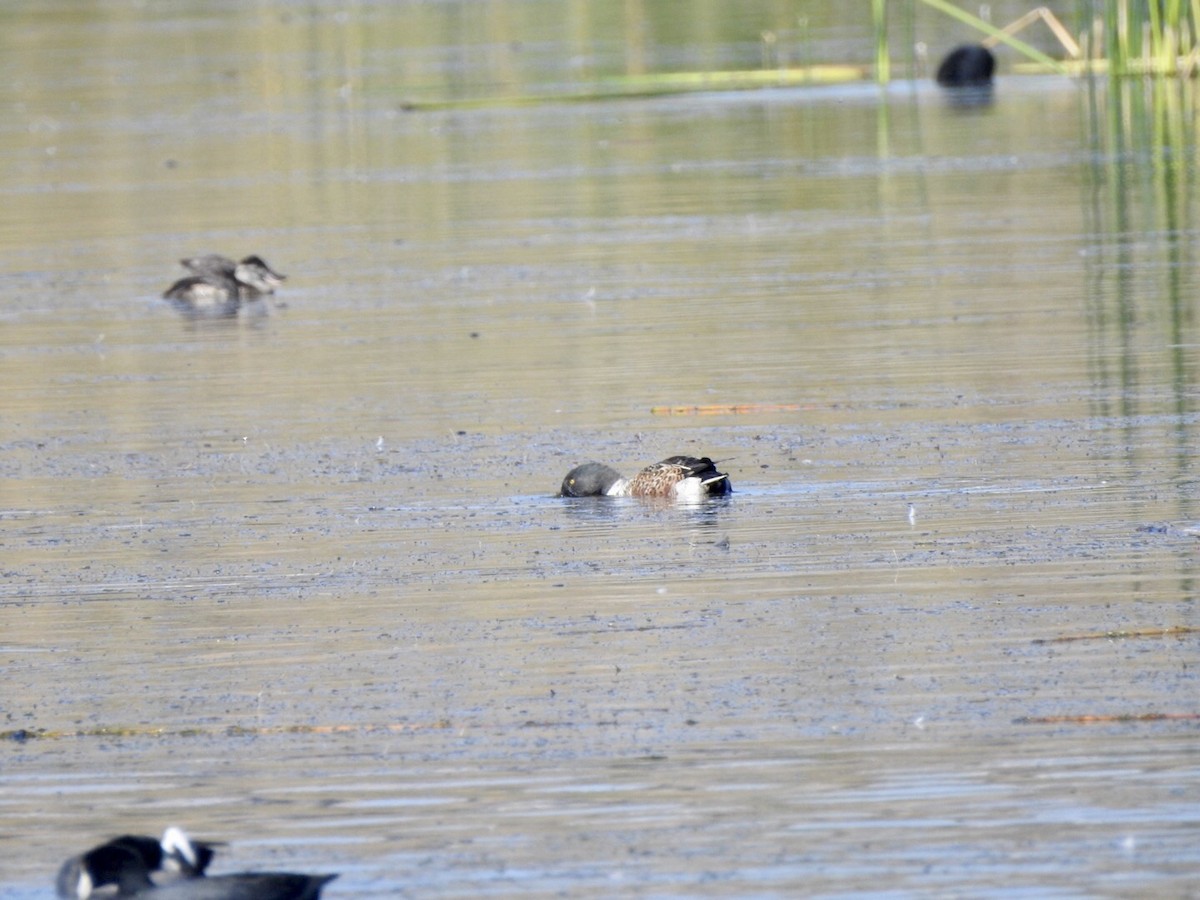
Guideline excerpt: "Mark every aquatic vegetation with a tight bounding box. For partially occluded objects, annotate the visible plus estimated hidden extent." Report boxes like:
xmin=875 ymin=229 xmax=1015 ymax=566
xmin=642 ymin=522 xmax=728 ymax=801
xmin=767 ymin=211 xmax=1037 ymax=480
xmin=875 ymin=0 xmax=1200 ymax=82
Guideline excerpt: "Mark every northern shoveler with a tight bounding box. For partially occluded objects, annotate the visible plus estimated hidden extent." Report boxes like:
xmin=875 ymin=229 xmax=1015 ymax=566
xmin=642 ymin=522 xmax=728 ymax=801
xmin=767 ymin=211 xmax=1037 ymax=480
xmin=560 ymin=456 xmax=731 ymax=500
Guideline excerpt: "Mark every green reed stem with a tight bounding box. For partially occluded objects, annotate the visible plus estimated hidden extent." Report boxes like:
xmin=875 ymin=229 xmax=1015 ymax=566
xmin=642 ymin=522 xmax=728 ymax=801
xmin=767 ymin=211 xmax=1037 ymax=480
xmin=872 ymin=0 xmax=889 ymax=84
xmin=1117 ymin=0 xmax=1131 ymax=71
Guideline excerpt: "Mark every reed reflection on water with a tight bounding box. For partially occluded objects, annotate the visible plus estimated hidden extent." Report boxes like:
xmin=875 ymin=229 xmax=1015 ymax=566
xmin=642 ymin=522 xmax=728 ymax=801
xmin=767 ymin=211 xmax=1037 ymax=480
xmin=1 ymin=4 xmax=1199 ymax=897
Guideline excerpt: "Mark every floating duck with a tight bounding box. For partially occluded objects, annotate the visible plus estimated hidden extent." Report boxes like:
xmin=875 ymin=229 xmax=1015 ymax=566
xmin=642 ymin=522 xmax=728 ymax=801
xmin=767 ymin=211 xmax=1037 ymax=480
xmin=935 ymin=44 xmax=995 ymax=88
xmin=57 ymin=829 xmax=335 ymax=900
xmin=57 ymin=827 xmax=216 ymax=897
xmin=560 ymin=456 xmax=731 ymax=500
xmin=162 ymin=255 xmax=286 ymax=316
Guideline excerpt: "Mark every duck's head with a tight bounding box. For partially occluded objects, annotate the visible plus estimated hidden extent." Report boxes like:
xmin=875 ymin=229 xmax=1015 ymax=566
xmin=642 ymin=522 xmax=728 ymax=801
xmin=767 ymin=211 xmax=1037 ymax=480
xmin=560 ymin=462 xmax=627 ymax=497
xmin=235 ymin=256 xmax=286 ymax=294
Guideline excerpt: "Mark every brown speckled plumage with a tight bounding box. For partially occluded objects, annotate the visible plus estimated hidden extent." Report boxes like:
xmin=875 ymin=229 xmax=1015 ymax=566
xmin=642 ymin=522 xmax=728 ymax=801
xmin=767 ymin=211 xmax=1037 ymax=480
xmin=627 ymin=456 xmax=730 ymax=498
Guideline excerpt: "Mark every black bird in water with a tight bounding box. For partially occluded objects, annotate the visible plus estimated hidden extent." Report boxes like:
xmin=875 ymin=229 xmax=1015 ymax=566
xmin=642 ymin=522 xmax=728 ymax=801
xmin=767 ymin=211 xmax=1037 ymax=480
xmin=57 ymin=828 xmax=216 ymax=898
xmin=57 ymin=829 xmax=336 ymax=900
xmin=935 ymin=44 xmax=995 ymax=88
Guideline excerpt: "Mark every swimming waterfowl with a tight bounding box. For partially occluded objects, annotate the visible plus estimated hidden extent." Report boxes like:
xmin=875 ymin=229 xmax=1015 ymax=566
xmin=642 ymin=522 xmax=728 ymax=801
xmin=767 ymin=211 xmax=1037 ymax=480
xmin=935 ymin=44 xmax=995 ymax=88
xmin=162 ymin=254 xmax=286 ymax=315
xmin=181 ymin=255 xmax=286 ymax=298
xmin=59 ymin=836 xmax=336 ymax=900
xmin=560 ymin=456 xmax=731 ymax=500
xmin=56 ymin=828 xmax=216 ymax=898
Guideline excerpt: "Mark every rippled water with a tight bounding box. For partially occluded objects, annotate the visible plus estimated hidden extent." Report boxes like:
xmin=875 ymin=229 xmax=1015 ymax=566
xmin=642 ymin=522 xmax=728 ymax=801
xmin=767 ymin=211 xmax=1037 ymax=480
xmin=2 ymin=3 xmax=1200 ymax=898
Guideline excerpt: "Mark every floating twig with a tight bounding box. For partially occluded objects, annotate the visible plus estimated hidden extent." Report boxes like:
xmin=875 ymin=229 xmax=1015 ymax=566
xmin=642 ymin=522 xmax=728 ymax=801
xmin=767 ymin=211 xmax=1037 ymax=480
xmin=651 ymin=403 xmax=807 ymax=416
xmin=1032 ymin=625 xmax=1197 ymax=644
xmin=2 ymin=721 xmax=451 ymax=742
xmin=1015 ymin=712 xmax=1200 ymax=725
xmin=404 ymin=65 xmax=868 ymax=111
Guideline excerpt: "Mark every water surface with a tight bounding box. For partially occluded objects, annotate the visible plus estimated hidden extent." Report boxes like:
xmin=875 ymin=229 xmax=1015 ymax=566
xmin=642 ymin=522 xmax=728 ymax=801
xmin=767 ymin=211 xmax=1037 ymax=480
xmin=2 ymin=3 xmax=1199 ymax=898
